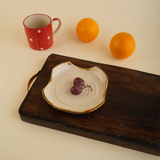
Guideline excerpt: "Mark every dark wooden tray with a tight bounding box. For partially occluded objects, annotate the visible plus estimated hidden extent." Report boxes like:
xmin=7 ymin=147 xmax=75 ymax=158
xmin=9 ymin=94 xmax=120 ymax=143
xmin=19 ymin=54 xmax=160 ymax=155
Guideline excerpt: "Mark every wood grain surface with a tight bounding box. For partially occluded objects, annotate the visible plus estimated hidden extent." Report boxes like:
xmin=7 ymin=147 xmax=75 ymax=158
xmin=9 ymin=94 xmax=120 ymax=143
xmin=19 ymin=54 xmax=160 ymax=155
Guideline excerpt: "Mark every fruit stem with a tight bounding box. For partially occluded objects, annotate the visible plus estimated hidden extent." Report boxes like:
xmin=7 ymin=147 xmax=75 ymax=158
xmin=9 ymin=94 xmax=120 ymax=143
xmin=82 ymin=84 xmax=92 ymax=91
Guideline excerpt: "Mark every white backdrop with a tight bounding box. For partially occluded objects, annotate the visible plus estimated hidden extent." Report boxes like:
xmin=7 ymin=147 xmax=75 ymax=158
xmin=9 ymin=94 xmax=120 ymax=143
xmin=0 ymin=0 xmax=160 ymax=159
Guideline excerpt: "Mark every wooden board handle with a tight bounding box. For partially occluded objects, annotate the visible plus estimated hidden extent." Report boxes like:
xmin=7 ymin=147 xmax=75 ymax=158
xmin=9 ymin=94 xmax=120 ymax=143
xmin=27 ymin=71 xmax=41 ymax=92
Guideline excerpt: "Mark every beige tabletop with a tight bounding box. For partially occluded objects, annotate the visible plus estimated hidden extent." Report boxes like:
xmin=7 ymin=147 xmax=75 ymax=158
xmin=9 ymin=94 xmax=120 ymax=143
xmin=0 ymin=0 xmax=160 ymax=159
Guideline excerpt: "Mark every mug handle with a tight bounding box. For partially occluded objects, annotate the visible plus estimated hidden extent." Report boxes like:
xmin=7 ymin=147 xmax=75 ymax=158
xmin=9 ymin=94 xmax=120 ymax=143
xmin=52 ymin=18 xmax=62 ymax=36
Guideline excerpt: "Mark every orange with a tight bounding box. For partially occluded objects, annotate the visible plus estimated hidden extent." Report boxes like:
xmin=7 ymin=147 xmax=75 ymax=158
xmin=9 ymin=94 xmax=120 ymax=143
xmin=76 ymin=18 xmax=99 ymax=42
xmin=110 ymin=32 xmax=136 ymax=59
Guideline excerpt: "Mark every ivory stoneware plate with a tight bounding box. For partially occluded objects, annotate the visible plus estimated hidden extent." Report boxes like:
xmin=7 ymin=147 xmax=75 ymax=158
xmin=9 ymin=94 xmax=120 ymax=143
xmin=42 ymin=61 xmax=108 ymax=114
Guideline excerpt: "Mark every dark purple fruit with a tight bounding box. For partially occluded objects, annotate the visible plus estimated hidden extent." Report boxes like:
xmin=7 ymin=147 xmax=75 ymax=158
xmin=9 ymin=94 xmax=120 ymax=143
xmin=73 ymin=77 xmax=85 ymax=86
xmin=70 ymin=85 xmax=83 ymax=95
xmin=71 ymin=77 xmax=92 ymax=95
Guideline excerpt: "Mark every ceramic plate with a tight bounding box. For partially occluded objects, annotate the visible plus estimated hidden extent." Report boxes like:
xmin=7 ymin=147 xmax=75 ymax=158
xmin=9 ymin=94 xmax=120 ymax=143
xmin=42 ymin=61 xmax=108 ymax=114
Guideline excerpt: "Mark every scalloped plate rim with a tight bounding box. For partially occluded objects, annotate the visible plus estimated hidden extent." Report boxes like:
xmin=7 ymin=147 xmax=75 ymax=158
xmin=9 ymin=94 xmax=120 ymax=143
xmin=42 ymin=61 xmax=108 ymax=114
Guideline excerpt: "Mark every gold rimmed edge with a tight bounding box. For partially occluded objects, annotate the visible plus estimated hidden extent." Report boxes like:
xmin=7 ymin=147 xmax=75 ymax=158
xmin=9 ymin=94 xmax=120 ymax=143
xmin=42 ymin=61 xmax=109 ymax=114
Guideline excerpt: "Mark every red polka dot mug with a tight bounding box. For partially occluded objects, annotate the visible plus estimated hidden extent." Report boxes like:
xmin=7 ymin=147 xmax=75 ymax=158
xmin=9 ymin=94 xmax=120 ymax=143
xmin=23 ymin=14 xmax=62 ymax=51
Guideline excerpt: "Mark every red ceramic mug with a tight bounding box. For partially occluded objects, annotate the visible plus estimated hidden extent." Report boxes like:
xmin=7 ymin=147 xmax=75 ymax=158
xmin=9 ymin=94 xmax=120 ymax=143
xmin=23 ymin=14 xmax=62 ymax=51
